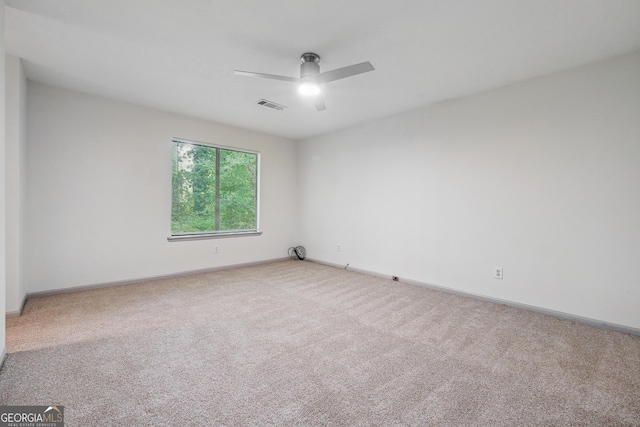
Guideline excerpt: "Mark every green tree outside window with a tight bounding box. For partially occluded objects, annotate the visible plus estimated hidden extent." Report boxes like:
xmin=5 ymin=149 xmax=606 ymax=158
xmin=171 ymin=140 xmax=258 ymax=234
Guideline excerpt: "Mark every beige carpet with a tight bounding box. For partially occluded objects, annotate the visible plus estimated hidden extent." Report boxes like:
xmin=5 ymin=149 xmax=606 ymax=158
xmin=2 ymin=260 xmax=639 ymax=426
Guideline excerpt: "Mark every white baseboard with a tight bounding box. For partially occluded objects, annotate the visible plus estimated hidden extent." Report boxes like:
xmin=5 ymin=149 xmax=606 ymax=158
xmin=307 ymin=258 xmax=640 ymax=337
xmin=26 ymin=257 xmax=290 ymax=300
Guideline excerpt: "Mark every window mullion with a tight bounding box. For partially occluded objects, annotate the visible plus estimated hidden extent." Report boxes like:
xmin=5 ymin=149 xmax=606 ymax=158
xmin=215 ymin=147 xmax=221 ymax=231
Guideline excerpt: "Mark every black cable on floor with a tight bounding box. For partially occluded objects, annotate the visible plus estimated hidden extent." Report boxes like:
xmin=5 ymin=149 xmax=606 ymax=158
xmin=288 ymin=246 xmax=306 ymax=260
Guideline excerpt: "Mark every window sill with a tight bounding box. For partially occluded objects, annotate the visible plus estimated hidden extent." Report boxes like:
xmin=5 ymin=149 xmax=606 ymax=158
xmin=167 ymin=230 xmax=262 ymax=242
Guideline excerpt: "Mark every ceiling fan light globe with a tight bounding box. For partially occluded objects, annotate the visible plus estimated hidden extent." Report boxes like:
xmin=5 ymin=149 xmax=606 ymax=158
xmin=298 ymin=82 xmax=321 ymax=96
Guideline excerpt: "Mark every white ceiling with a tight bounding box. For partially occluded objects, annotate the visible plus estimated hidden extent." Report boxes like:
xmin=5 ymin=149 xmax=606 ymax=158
xmin=5 ymin=0 xmax=640 ymax=140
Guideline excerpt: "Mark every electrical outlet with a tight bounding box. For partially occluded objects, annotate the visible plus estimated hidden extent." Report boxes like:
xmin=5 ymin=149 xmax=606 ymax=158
xmin=215 ymin=246 xmax=220 ymax=254
xmin=494 ymin=267 xmax=503 ymax=279
xmin=337 ymin=244 xmax=341 ymax=252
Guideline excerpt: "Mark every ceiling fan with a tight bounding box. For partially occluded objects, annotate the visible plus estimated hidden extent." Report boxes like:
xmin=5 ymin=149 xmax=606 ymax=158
xmin=234 ymin=53 xmax=375 ymax=111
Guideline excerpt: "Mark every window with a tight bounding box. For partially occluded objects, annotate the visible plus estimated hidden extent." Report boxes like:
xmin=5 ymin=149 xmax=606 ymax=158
xmin=170 ymin=139 xmax=259 ymax=239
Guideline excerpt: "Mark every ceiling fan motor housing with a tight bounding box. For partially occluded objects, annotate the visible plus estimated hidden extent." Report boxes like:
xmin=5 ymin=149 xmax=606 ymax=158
xmin=300 ymin=53 xmax=320 ymax=77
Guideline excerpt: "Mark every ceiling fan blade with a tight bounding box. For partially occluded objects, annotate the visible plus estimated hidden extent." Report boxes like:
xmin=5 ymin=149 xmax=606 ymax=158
xmin=234 ymin=70 xmax=299 ymax=83
xmin=312 ymin=94 xmax=326 ymax=112
xmin=316 ymin=62 xmax=375 ymax=84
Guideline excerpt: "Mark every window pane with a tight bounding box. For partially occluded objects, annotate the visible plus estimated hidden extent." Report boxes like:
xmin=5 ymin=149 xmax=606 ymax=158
xmin=171 ymin=141 xmax=217 ymax=233
xmin=171 ymin=140 xmax=258 ymax=235
xmin=219 ymin=149 xmax=258 ymax=231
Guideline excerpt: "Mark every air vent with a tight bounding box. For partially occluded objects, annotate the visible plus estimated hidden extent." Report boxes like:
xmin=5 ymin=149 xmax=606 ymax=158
xmin=256 ymin=99 xmax=286 ymax=111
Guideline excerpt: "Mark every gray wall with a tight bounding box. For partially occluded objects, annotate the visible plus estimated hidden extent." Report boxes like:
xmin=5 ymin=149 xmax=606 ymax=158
xmin=23 ymin=83 xmax=298 ymax=293
xmin=1 ymin=3 xmax=7 ymax=357
xmin=5 ymin=55 xmax=27 ymax=315
xmin=298 ymin=52 xmax=640 ymax=329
